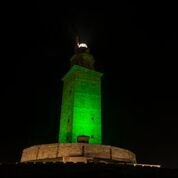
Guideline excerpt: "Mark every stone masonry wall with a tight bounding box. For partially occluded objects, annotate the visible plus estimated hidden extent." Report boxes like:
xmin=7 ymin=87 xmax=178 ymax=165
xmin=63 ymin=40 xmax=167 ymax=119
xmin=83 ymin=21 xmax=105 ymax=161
xmin=21 ymin=143 xmax=136 ymax=163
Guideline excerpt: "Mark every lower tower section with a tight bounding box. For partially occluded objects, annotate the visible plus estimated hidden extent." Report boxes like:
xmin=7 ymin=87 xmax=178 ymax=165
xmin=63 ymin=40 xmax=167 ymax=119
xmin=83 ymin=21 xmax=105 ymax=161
xmin=59 ymin=65 xmax=103 ymax=144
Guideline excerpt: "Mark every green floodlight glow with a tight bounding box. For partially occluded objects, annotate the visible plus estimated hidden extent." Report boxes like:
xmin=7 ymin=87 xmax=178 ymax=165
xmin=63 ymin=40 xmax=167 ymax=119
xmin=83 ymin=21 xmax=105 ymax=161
xmin=59 ymin=65 xmax=103 ymax=144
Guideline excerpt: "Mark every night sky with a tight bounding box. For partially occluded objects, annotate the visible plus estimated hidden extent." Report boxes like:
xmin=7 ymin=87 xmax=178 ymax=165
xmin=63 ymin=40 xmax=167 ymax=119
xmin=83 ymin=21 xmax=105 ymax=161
xmin=1 ymin=2 xmax=178 ymax=168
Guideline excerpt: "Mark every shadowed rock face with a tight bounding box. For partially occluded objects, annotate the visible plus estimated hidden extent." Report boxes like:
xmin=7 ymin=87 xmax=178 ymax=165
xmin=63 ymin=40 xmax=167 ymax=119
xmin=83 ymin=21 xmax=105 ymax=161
xmin=20 ymin=143 xmax=136 ymax=164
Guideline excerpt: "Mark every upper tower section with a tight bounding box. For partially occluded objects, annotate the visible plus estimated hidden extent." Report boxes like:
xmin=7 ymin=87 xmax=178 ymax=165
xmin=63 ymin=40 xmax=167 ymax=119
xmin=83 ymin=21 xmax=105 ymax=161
xmin=70 ymin=37 xmax=95 ymax=69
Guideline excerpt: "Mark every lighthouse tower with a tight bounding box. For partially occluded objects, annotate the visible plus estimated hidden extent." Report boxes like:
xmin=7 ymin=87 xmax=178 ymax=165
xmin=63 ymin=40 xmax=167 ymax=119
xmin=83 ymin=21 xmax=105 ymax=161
xmin=59 ymin=41 xmax=103 ymax=144
xmin=20 ymin=39 xmax=136 ymax=164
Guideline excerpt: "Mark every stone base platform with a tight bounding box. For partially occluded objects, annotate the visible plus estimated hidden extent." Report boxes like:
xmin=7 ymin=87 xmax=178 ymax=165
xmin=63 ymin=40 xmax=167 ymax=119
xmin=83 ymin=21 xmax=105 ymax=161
xmin=20 ymin=143 xmax=136 ymax=164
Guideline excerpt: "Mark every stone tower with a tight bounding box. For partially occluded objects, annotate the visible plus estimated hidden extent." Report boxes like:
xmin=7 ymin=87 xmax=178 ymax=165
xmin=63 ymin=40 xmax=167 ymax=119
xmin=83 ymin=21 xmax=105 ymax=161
xmin=59 ymin=42 xmax=103 ymax=144
xmin=20 ymin=40 xmax=136 ymax=164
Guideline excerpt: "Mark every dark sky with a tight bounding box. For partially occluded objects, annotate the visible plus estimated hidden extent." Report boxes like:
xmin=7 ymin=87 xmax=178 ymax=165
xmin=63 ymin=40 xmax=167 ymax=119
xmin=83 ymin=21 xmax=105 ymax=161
xmin=1 ymin=2 xmax=178 ymax=168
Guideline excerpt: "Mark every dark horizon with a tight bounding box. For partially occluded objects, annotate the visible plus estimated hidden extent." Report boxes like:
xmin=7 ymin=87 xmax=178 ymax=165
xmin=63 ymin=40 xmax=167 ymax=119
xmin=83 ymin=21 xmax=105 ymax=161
xmin=1 ymin=2 xmax=177 ymax=168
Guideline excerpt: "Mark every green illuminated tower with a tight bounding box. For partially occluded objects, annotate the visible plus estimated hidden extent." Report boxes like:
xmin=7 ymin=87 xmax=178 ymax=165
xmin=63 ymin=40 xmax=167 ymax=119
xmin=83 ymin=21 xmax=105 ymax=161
xmin=21 ymin=41 xmax=137 ymax=165
xmin=59 ymin=42 xmax=103 ymax=144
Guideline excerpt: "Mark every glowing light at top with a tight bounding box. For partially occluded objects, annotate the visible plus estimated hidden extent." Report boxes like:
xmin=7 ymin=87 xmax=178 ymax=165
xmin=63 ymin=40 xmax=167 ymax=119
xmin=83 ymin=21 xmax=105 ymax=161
xmin=77 ymin=43 xmax=88 ymax=48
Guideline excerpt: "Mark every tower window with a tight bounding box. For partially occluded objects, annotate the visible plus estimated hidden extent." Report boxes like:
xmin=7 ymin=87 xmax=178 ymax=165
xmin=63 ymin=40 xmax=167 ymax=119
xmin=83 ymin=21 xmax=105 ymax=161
xmin=91 ymin=117 xmax=94 ymax=121
xmin=91 ymin=135 xmax=94 ymax=139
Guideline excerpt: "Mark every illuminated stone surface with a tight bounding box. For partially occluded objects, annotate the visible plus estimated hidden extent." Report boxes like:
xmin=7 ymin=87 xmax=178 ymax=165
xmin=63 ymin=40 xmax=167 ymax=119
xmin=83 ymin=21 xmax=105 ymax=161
xmin=59 ymin=65 xmax=103 ymax=144
xmin=21 ymin=143 xmax=136 ymax=163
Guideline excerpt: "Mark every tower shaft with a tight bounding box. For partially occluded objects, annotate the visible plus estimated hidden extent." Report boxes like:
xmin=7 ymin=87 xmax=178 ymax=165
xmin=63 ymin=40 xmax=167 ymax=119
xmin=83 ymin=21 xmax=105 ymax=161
xmin=59 ymin=65 xmax=103 ymax=144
